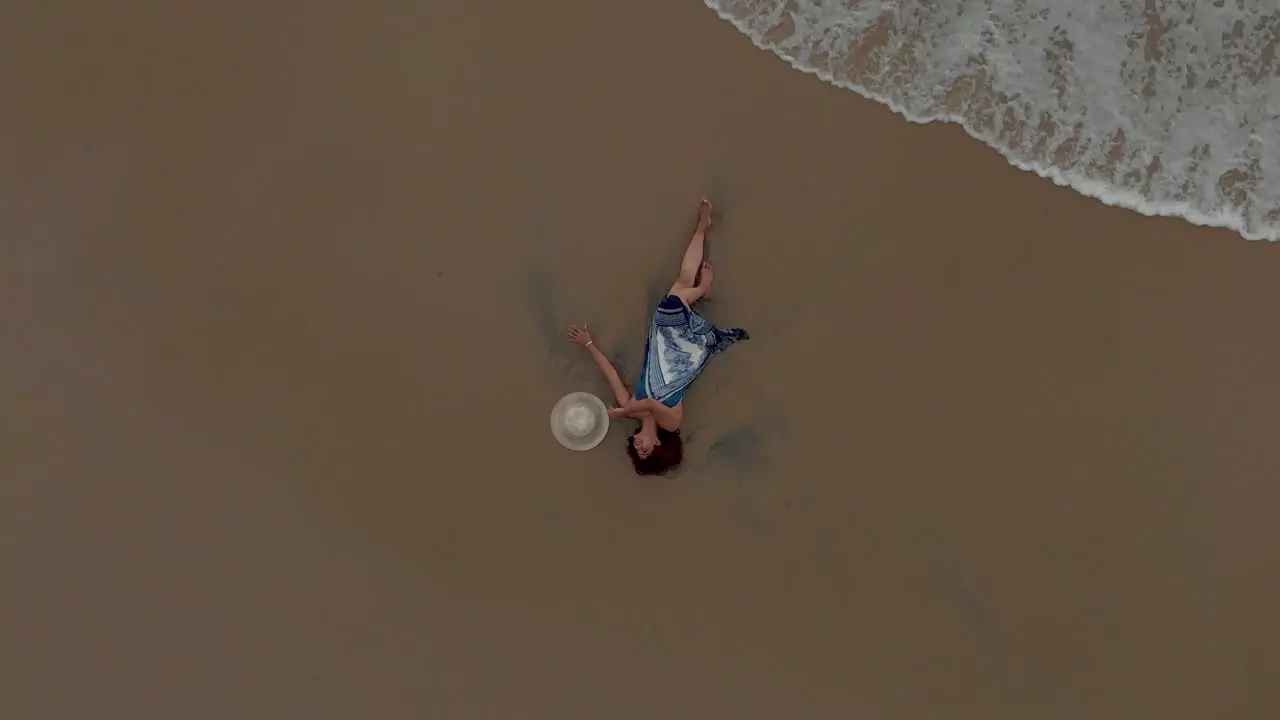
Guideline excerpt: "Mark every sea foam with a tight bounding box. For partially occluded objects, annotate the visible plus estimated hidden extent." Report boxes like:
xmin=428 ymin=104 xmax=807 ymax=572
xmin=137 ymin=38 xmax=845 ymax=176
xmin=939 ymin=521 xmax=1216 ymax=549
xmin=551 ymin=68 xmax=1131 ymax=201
xmin=703 ymin=0 xmax=1280 ymax=240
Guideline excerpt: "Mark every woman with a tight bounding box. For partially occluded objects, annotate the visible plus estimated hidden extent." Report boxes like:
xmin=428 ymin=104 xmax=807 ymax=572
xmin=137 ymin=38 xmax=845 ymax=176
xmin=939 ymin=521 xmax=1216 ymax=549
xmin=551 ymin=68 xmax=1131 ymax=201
xmin=566 ymin=199 xmax=749 ymax=475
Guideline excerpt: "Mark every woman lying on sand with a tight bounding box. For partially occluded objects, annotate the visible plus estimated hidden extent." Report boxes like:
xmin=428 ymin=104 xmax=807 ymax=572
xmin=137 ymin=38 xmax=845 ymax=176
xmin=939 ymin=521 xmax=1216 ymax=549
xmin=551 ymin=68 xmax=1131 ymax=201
xmin=567 ymin=199 xmax=749 ymax=475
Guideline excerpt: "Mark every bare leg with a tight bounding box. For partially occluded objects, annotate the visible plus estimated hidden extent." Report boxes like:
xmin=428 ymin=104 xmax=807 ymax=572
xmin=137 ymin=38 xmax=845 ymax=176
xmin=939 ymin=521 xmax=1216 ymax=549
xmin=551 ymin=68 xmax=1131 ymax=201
xmin=670 ymin=199 xmax=712 ymax=295
xmin=672 ymin=261 xmax=714 ymax=307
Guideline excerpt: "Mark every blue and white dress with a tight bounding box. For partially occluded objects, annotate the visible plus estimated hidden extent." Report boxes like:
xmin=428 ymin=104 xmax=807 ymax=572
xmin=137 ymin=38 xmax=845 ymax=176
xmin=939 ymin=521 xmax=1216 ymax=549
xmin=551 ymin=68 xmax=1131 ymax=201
xmin=634 ymin=295 xmax=749 ymax=407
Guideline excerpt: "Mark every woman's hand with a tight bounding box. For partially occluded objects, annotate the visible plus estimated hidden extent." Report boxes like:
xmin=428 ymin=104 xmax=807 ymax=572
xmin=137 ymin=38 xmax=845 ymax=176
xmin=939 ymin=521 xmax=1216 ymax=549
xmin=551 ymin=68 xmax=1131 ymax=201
xmin=608 ymin=398 xmax=648 ymax=419
xmin=609 ymin=398 xmax=656 ymax=420
xmin=565 ymin=325 xmax=594 ymax=348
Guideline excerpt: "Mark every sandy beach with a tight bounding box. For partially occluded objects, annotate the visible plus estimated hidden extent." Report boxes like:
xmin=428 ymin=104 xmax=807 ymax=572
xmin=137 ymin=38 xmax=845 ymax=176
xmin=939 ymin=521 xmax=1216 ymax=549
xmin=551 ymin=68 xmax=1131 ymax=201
xmin=3 ymin=1 xmax=1278 ymax=717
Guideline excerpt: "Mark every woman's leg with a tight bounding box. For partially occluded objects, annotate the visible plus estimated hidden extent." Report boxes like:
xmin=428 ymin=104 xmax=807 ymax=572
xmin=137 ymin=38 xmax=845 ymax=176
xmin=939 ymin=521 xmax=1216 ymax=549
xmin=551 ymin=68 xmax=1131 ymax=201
xmin=669 ymin=199 xmax=713 ymax=302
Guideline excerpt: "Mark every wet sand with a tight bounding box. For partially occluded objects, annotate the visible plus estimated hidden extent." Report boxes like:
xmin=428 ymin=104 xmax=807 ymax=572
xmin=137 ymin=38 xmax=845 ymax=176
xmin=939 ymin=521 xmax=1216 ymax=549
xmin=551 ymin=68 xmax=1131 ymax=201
xmin=3 ymin=1 xmax=1278 ymax=718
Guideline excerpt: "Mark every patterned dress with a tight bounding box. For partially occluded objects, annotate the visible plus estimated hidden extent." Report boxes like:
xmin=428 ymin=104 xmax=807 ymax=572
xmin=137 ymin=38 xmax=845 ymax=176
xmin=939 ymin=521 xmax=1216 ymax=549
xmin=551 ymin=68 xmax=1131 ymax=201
xmin=634 ymin=295 xmax=749 ymax=407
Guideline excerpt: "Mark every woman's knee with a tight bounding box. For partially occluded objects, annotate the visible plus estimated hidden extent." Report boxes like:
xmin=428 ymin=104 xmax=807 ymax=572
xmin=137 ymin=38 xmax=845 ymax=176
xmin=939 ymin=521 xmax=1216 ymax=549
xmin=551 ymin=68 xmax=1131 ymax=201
xmin=669 ymin=285 xmax=704 ymax=305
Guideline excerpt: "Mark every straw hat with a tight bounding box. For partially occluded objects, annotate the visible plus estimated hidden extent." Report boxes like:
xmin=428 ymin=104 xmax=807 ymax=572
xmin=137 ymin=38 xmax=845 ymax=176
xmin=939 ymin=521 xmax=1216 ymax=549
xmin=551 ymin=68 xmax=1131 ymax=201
xmin=550 ymin=391 xmax=610 ymax=451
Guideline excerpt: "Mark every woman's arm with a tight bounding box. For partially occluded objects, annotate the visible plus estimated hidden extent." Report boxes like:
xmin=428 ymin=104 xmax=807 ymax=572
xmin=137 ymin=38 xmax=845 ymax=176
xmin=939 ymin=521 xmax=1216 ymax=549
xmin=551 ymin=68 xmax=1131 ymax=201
xmin=566 ymin=325 xmax=630 ymax=407
xmin=586 ymin=344 xmax=631 ymax=407
xmin=616 ymin=398 xmax=682 ymax=432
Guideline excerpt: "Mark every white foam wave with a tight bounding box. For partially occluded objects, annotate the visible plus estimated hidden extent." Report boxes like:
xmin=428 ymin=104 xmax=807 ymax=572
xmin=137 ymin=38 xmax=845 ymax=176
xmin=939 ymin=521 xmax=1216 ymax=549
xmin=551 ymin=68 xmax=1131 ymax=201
xmin=703 ymin=0 xmax=1280 ymax=241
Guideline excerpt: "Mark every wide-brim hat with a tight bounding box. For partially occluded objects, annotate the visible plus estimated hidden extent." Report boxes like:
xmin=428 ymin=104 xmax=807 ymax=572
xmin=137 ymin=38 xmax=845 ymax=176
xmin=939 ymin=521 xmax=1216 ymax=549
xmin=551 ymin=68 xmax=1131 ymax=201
xmin=550 ymin=391 xmax=610 ymax=451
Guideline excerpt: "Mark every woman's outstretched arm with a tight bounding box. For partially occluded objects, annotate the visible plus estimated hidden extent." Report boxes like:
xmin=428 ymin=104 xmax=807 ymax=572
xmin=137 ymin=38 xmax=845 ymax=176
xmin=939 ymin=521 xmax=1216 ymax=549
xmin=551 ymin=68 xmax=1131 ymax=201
xmin=566 ymin=325 xmax=631 ymax=407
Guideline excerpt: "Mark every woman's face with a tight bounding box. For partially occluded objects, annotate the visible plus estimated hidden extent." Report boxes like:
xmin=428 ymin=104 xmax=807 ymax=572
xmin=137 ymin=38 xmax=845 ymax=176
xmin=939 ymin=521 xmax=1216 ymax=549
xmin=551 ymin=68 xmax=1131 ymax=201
xmin=633 ymin=431 xmax=659 ymax=459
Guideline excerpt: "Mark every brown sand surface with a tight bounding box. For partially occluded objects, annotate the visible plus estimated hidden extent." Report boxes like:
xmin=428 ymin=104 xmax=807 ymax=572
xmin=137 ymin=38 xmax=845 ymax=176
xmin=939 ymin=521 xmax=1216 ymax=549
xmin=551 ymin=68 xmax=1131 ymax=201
xmin=3 ymin=1 xmax=1278 ymax=718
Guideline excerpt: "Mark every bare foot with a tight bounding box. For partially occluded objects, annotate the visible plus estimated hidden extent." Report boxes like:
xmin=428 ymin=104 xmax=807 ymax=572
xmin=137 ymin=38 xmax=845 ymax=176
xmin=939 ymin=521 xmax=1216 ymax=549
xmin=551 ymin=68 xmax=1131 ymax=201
xmin=697 ymin=198 xmax=713 ymax=232
xmin=697 ymin=261 xmax=714 ymax=299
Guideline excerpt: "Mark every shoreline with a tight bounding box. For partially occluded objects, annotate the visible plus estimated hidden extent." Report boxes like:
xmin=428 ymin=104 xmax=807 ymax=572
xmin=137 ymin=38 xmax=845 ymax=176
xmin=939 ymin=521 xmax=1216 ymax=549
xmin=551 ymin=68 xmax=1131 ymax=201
xmin=701 ymin=0 xmax=1280 ymax=242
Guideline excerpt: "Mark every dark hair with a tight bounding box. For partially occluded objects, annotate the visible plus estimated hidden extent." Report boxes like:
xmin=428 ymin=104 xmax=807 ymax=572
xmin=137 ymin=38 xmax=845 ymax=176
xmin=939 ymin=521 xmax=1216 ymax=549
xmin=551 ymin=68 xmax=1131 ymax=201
xmin=626 ymin=429 xmax=683 ymax=476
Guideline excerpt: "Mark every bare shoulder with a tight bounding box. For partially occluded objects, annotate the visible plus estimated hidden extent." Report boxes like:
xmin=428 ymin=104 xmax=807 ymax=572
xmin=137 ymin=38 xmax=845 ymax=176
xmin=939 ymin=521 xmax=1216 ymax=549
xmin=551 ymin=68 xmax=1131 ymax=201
xmin=656 ymin=401 xmax=684 ymax=431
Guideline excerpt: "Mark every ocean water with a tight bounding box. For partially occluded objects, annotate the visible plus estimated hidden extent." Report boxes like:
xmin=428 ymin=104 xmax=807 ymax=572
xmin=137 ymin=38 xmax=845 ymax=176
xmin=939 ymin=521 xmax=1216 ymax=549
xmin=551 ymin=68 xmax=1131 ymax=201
xmin=704 ymin=0 xmax=1280 ymax=240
